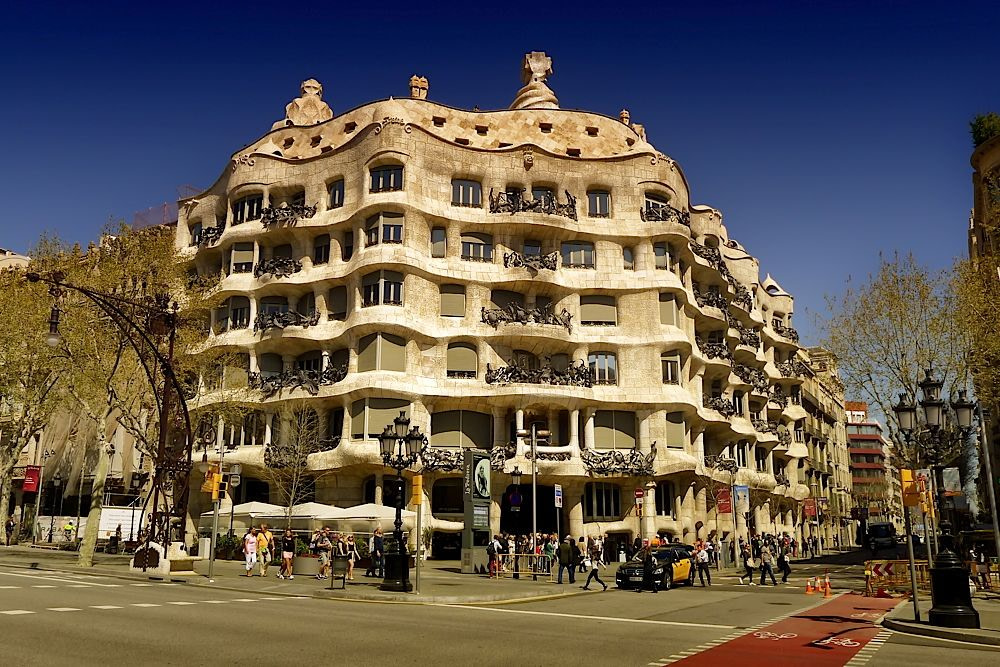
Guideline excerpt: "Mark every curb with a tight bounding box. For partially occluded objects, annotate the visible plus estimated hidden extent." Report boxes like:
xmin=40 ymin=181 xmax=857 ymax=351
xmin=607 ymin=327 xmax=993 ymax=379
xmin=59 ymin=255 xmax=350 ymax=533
xmin=881 ymin=616 xmax=1000 ymax=647
xmin=0 ymin=557 xmax=585 ymax=606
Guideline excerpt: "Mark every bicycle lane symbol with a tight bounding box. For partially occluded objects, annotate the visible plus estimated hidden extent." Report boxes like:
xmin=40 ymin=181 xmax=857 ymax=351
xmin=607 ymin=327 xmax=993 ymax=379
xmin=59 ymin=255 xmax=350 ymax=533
xmin=811 ymin=637 xmax=861 ymax=648
xmin=753 ymin=631 xmax=798 ymax=641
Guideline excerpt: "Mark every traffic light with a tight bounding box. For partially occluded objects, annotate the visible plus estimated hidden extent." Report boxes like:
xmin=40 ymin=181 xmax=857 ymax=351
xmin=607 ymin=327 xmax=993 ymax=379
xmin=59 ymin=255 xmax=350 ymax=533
xmin=214 ymin=474 xmax=229 ymax=501
xmin=900 ymin=469 xmax=920 ymax=507
xmin=411 ymin=474 xmax=423 ymax=507
xmin=201 ymin=465 xmax=220 ymax=493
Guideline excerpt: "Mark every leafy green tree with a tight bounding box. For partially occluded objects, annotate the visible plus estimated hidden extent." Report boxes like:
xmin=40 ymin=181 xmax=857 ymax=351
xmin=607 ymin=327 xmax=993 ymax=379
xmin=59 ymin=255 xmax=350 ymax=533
xmin=971 ymin=112 xmax=1000 ymax=148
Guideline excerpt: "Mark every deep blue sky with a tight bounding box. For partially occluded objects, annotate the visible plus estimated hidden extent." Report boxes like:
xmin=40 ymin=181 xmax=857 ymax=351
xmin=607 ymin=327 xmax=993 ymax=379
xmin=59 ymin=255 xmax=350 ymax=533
xmin=2 ymin=1 xmax=998 ymax=344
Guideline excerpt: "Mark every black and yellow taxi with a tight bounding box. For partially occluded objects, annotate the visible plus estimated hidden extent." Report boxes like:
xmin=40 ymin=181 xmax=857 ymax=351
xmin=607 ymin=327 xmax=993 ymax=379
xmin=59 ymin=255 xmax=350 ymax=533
xmin=615 ymin=545 xmax=695 ymax=590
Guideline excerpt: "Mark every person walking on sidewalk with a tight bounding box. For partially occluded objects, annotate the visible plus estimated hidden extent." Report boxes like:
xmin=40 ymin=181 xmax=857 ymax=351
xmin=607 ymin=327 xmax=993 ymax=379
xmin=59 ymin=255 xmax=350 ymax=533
xmin=256 ymin=525 xmax=272 ymax=577
xmin=582 ymin=554 xmax=607 ymax=591
xmin=759 ymin=544 xmax=778 ymax=585
xmin=738 ymin=544 xmax=757 ymax=586
xmin=4 ymin=517 xmax=15 ymax=546
xmin=345 ymin=534 xmax=360 ymax=581
xmin=243 ymin=527 xmax=259 ymax=577
xmin=315 ymin=528 xmax=333 ymax=580
xmin=635 ymin=545 xmax=659 ymax=594
xmin=777 ymin=541 xmax=792 ymax=583
xmin=557 ymin=536 xmax=575 ymax=584
xmin=695 ymin=542 xmax=712 ymax=586
xmin=278 ymin=529 xmax=295 ymax=579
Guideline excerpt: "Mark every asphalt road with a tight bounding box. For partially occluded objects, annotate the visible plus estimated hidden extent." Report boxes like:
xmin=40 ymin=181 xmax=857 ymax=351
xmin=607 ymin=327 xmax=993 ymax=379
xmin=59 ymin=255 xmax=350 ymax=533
xmin=0 ymin=564 xmax=995 ymax=666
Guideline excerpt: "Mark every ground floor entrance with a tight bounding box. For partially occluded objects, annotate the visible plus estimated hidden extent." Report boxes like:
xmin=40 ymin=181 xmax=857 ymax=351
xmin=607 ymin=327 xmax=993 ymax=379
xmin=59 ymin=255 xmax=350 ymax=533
xmin=498 ymin=484 xmax=566 ymax=537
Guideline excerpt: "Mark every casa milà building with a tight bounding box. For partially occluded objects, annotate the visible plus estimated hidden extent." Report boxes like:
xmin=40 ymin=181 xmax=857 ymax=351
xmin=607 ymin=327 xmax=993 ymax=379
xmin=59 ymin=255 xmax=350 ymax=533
xmin=177 ymin=53 xmax=813 ymax=556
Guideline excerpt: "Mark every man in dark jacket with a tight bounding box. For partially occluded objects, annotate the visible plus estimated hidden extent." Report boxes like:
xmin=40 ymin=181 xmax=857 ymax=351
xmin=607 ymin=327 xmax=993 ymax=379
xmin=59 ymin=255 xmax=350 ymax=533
xmin=557 ymin=536 xmax=575 ymax=584
xmin=635 ymin=545 xmax=659 ymax=593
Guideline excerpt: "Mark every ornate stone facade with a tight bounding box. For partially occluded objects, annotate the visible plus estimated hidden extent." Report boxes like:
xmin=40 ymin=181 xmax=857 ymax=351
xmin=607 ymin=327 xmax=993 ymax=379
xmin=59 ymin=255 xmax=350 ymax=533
xmin=178 ymin=53 xmax=816 ymax=551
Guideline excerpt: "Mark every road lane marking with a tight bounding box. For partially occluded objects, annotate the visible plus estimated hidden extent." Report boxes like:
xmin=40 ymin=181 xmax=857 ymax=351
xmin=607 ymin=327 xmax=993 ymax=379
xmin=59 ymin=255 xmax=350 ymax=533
xmin=31 ymin=585 xmax=57 ymax=588
xmin=90 ymin=606 xmax=122 ymax=610
xmin=166 ymin=601 xmax=196 ymax=606
xmin=130 ymin=583 xmax=153 ymax=587
xmin=0 ymin=585 xmax=19 ymax=589
xmin=47 ymin=607 xmax=80 ymax=612
xmin=131 ymin=603 xmax=161 ymax=607
xmin=230 ymin=598 xmax=258 ymax=602
xmin=68 ymin=585 xmax=92 ymax=588
xmin=0 ymin=570 xmax=119 ymax=587
xmin=0 ymin=610 xmax=34 ymax=615
xmin=202 ymin=600 xmax=229 ymax=604
xmin=438 ymin=605 xmax=736 ymax=630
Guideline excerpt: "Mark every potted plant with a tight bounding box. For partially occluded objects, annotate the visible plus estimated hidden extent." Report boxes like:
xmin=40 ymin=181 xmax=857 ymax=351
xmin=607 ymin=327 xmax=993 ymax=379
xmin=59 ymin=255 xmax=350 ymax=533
xmin=292 ymin=536 xmax=321 ymax=576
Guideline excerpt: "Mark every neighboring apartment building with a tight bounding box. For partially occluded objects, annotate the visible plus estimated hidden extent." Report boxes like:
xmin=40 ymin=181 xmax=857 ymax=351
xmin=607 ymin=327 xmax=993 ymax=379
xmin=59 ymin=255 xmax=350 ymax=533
xmin=177 ymin=53 xmax=816 ymax=554
xmin=802 ymin=347 xmax=852 ymax=549
xmin=0 ymin=247 xmax=29 ymax=270
xmin=846 ymin=401 xmax=902 ymax=530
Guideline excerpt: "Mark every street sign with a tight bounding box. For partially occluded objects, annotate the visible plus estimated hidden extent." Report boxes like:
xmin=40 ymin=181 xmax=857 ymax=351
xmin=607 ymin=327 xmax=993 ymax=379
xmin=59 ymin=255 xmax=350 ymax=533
xmin=554 ymin=484 xmax=563 ymax=508
xmin=229 ymin=474 xmax=241 ymax=488
xmin=635 ymin=497 xmax=643 ymax=506
xmin=635 ymin=488 xmax=645 ymax=499
xmin=870 ymin=562 xmax=895 ymax=577
xmin=230 ymin=464 xmax=242 ymax=476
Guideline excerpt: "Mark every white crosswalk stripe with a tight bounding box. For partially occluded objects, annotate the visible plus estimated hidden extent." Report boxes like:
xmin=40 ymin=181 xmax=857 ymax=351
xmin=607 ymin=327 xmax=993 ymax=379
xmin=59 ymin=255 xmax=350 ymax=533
xmin=90 ymin=605 xmax=123 ymax=610
xmin=47 ymin=607 xmax=81 ymax=612
xmin=0 ymin=610 xmax=34 ymax=615
xmin=131 ymin=603 xmax=161 ymax=608
xmin=166 ymin=601 xmax=196 ymax=606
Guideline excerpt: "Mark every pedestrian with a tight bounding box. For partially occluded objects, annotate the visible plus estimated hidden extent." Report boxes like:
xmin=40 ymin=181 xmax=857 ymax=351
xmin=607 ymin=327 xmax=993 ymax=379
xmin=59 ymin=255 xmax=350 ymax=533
xmin=591 ymin=536 xmax=606 ymax=570
xmin=759 ymin=544 xmax=778 ymax=585
xmin=570 ymin=535 xmax=582 ymax=577
xmin=487 ymin=534 xmax=500 ymax=578
xmin=971 ymin=544 xmax=991 ymax=590
xmin=635 ymin=545 xmax=659 ymax=593
xmin=543 ymin=534 xmax=556 ymax=573
xmin=738 ymin=544 xmax=756 ymax=585
xmin=63 ymin=520 xmax=76 ymax=543
xmin=257 ymin=524 xmax=272 ymax=577
xmin=696 ymin=542 xmax=712 ymax=586
xmin=278 ymin=528 xmax=295 ymax=579
xmin=243 ymin=527 xmax=258 ymax=577
xmin=705 ymin=538 xmax=716 ymax=567
xmin=577 ymin=536 xmax=588 ymax=572
xmin=582 ymin=553 xmax=607 ymax=591
xmin=315 ymin=527 xmax=333 ymax=580
xmin=345 ymin=534 xmax=360 ymax=580
xmin=372 ymin=528 xmax=385 ymax=577
xmin=557 ymin=536 xmax=575 ymax=584
xmin=4 ymin=517 xmax=15 ymax=546
xmin=777 ymin=541 xmax=792 ymax=583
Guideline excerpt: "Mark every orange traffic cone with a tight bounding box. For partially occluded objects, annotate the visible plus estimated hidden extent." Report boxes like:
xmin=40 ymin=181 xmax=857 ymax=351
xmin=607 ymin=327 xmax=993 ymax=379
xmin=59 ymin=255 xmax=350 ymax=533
xmin=823 ymin=574 xmax=833 ymax=598
xmin=805 ymin=577 xmax=815 ymax=594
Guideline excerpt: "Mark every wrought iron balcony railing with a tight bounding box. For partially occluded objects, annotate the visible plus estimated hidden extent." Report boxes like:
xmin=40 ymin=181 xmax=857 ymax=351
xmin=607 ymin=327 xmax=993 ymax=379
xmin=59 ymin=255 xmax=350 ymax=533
xmin=260 ymin=203 xmax=317 ymax=228
xmin=253 ymin=257 xmax=302 ymax=279
xmin=735 ymin=323 xmax=761 ymax=348
xmin=488 ymin=189 xmax=578 ymax=221
xmin=704 ymin=395 xmax=737 ymax=417
xmin=248 ymin=363 xmax=348 ymax=398
xmin=503 ymin=250 xmax=559 ymax=271
xmin=694 ymin=288 xmax=728 ymax=310
xmin=696 ymin=336 xmax=732 ymax=361
xmin=777 ymin=359 xmax=808 ymax=378
xmin=485 ymin=359 xmax=592 ymax=387
xmin=196 ymin=226 xmax=223 ymax=248
xmin=732 ymin=362 xmax=770 ymax=394
xmin=639 ymin=204 xmax=691 ymax=226
xmin=481 ymin=303 xmax=573 ymax=333
xmin=773 ymin=323 xmax=800 ymax=343
xmin=254 ymin=310 xmax=321 ymax=332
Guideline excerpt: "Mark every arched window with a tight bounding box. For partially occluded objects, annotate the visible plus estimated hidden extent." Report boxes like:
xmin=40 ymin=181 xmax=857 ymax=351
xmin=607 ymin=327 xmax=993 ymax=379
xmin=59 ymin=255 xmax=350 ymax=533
xmin=258 ymin=353 xmax=283 ymax=379
xmin=365 ymin=212 xmax=404 ymax=246
xmin=260 ymin=296 xmax=289 ymax=315
xmin=328 ymin=179 xmax=345 ymax=209
xmin=661 ymin=352 xmax=680 ymax=384
xmin=451 ymin=179 xmax=482 ymax=207
xmin=295 ymin=351 xmax=323 ymax=373
xmin=298 ymin=292 xmax=316 ymax=317
xmin=658 ymin=292 xmax=676 ymax=325
xmin=653 ymin=241 xmax=673 ymax=270
xmin=446 ymin=343 xmax=478 ymax=378
xmin=313 ymin=234 xmax=330 ymax=265
xmin=431 ymin=227 xmax=447 ymax=257
xmin=232 ymin=194 xmax=263 ymax=225
xmin=370 ymin=164 xmax=404 ymax=192
xmin=587 ymin=190 xmax=610 ymax=218
xmin=513 ymin=349 xmax=539 ymax=370
xmin=654 ymin=481 xmax=675 ymax=517
xmin=430 ymin=410 xmax=492 ymax=448
xmin=643 ymin=192 xmax=671 ymax=214
xmin=664 ymin=412 xmax=686 ymax=449
xmin=351 ymin=398 xmax=411 ymax=440
xmin=188 ymin=220 xmax=202 ymax=246
xmin=439 ymin=284 xmax=466 ymax=317
xmin=623 ymin=247 xmax=635 ymax=271
xmin=231 ymin=242 xmax=254 ymax=274
xmin=357 ymin=333 xmax=406 ymax=372
xmin=228 ymin=296 xmax=250 ymax=329
xmin=328 ymin=286 xmax=348 ymax=320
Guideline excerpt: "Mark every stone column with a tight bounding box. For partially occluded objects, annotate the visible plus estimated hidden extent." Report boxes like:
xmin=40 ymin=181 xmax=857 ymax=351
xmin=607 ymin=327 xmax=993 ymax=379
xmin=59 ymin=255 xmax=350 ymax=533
xmin=252 ymin=240 xmax=261 ymax=265
xmin=695 ymin=485 xmax=708 ymax=539
xmin=215 ymin=418 xmax=225 ymax=450
xmin=568 ymin=410 xmax=580 ymax=449
xmin=248 ymin=297 xmax=258 ymax=326
xmin=547 ymin=409 xmax=559 ymax=446
xmin=515 ymin=409 xmax=525 ymax=455
xmin=315 ymin=290 xmax=327 ymax=319
xmin=584 ymin=409 xmax=595 ymax=449
xmin=567 ymin=483 xmax=584 ymax=539
xmin=375 ymin=473 xmax=384 ymax=505
xmin=263 ymin=413 xmax=273 ymax=445
xmin=491 ymin=408 xmax=507 ymax=449
xmin=637 ymin=411 xmax=652 ymax=454
xmin=641 ymin=483 xmax=656 ymax=541
xmin=341 ymin=397 xmax=352 ymax=442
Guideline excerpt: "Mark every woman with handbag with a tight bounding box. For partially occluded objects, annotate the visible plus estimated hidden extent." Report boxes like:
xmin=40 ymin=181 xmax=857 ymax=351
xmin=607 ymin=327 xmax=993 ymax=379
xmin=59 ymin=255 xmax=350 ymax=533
xmin=345 ymin=534 xmax=360 ymax=580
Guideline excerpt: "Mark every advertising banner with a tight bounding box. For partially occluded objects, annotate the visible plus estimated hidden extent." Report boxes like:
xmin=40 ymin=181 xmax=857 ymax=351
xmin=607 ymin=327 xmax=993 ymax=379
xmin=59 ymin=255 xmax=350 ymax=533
xmin=716 ymin=488 xmax=732 ymax=514
xmin=22 ymin=466 xmax=41 ymax=493
xmin=942 ymin=467 xmax=962 ymax=496
xmin=733 ymin=485 xmax=749 ymax=514
xmin=803 ymin=498 xmax=817 ymax=517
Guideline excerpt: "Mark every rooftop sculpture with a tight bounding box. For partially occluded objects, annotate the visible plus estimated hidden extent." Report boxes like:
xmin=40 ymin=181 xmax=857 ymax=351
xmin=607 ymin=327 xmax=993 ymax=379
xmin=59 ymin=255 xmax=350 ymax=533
xmin=510 ymin=51 xmax=559 ymax=110
xmin=272 ymin=78 xmax=334 ymax=129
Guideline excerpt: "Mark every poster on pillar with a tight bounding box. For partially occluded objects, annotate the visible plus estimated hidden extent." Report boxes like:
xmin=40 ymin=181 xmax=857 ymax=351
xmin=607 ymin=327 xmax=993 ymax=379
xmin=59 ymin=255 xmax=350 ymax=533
xmin=716 ymin=488 xmax=732 ymax=513
xmin=461 ymin=449 xmax=491 ymax=574
xmin=733 ymin=485 xmax=749 ymax=514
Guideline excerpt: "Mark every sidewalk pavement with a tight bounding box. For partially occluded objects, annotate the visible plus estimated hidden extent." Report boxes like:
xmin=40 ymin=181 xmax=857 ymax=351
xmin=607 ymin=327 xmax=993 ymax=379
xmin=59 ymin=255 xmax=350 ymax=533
xmin=0 ymin=545 xmax=587 ymax=604
xmin=881 ymin=592 xmax=1000 ymax=646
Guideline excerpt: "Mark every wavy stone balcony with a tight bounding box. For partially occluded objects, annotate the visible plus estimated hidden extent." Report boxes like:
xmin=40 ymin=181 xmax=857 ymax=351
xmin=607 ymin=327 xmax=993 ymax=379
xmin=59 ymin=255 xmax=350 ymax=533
xmin=503 ymin=250 xmax=559 ymax=272
xmin=488 ymin=189 xmax=578 ymax=221
xmin=734 ymin=323 xmax=761 ymax=349
xmin=777 ymin=359 xmax=808 ymax=378
xmin=772 ymin=323 xmax=800 ymax=343
xmin=485 ymin=359 xmax=592 ymax=387
xmin=247 ymin=364 xmax=348 ymax=398
xmin=254 ymin=257 xmax=302 ymax=279
xmin=639 ymin=204 xmax=690 ymax=226
xmin=732 ymin=363 xmax=769 ymax=394
xmin=480 ymin=303 xmax=573 ymax=332
xmin=260 ymin=202 xmax=317 ymax=228
xmin=703 ymin=395 xmax=737 ymax=417
xmin=254 ymin=309 xmax=320 ymax=332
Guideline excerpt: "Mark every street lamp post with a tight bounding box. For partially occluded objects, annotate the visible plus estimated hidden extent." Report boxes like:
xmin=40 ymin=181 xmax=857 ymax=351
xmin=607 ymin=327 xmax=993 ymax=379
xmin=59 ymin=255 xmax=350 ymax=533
xmin=510 ymin=466 xmax=522 ymax=578
xmin=377 ymin=411 xmax=426 ymax=592
xmin=516 ymin=426 xmax=550 ymax=554
xmin=48 ymin=475 xmax=62 ymax=543
xmin=893 ymin=368 xmax=980 ymax=629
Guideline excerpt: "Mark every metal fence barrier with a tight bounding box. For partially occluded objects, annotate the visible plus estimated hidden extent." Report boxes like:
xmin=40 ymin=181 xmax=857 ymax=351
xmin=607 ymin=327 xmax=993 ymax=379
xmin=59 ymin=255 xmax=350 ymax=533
xmin=865 ymin=558 xmax=997 ymax=595
xmin=489 ymin=553 xmax=556 ymax=581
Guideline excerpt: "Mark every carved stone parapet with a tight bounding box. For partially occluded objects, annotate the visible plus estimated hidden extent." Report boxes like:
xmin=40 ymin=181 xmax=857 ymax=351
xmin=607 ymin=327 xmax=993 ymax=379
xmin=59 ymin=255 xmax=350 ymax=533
xmin=254 ymin=309 xmax=321 ymax=332
xmin=254 ymin=257 xmax=302 ymax=279
xmin=704 ymin=396 xmax=737 ymax=417
xmin=418 ymin=447 xmax=465 ymax=472
xmin=640 ymin=205 xmax=691 ymax=226
xmin=732 ymin=363 xmax=769 ymax=394
xmin=260 ymin=203 xmax=317 ymax=228
xmin=503 ymin=250 xmax=559 ymax=271
xmin=481 ymin=302 xmax=572 ymax=333
xmin=485 ymin=359 xmax=592 ymax=387
xmin=488 ymin=188 xmax=578 ymax=220
xmin=704 ymin=454 xmax=739 ymax=474
xmin=696 ymin=336 xmax=732 ymax=361
xmin=581 ymin=442 xmax=656 ymax=476
xmin=248 ymin=363 xmax=347 ymax=398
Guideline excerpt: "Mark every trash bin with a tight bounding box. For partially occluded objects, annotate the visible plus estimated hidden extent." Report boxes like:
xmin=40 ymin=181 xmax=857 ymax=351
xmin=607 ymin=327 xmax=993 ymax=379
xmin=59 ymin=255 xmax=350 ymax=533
xmin=198 ymin=537 xmax=212 ymax=559
xmin=106 ymin=536 xmax=119 ymax=554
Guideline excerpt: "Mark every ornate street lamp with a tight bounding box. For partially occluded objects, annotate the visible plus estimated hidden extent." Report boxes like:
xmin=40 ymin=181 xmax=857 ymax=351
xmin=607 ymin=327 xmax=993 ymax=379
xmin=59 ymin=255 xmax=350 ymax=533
xmin=892 ymin=368 xmax=980 ymax=629
xmin=48 ymin=475 xmax=62 ymax=543
xmin=378 ymin=411 xmax=426 ymax=592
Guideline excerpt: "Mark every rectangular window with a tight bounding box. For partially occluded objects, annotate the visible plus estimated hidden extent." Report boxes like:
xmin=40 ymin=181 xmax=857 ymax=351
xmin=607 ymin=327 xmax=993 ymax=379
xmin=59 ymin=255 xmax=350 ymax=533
xmin=661 ymin=353 xmax=680 ymax=384
xmin=328 ymin=286 xmax=348 ymax=320
xmin=580 ymin=295 xmax=617 ymax=326
xmin=229 ymin=298 xmax=250 ymax=329
xmin=733 ymin=391 xmax=745 ymax=416
xmin=653 ymin=242 xmax=672 ymax=270
xmin=362 ymin=271 xmax=403 ymax=307
xmin=342 ymin=231 xmax=354 ymax=261
xmin=431 ymin=227 xmax=447 ymax=258
xmin=665 ymin=412 xmax=686 ymax=449
xmin=366 ymin=212 xmax=404 ymax=246
xmin=623 ymin=247 xmax=635 ymax=271
xmin=370 ymin=165 xmax=404 ymax=192
xmin=734 ymin=442 xmax=748 ymax=468
xmin=523 ymin=240 xmax=542 ymax=257
xmin=329 ymin=179 xmax=345 ymax=209
xmin=561 ymin=241 xmax=595 ymax=269
xmin=658 ymin=292 xmax=677 ymax=325
xmin=532 ymin=186 xmax=554 ymax=203
xmin=232 ymin=195 xmax=263 ymax=225
xmin=461 ymin=233 xmax=493 ymax=262
xmin=351 ymin=398 xmax=411 ymax=440
xmin=232 ymin=243 xmax=254 ymax=273
xmin=357 ymin=333 xmax=407 ymax=372
xmin=587 ymin=190 xmax=610 ymax=218
xmin=313 ymin=234 xmax=330 ymax=265
xmin=655 ymin=481 xmax=674 ymax=516
xmin=583 ymin=483 xmax=621 ymax=521
xmin=451 ymin=179 xmax=482 ymax=207
xmin=589 ymin=352 xmax=618 ymax=385
xmin=440 ymin=284 xmax=466 ymax=317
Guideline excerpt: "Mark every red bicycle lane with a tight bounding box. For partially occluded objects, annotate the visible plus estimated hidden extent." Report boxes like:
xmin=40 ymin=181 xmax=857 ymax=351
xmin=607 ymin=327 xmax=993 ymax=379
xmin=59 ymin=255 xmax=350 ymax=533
xmin=670 ymin=594 xmax=900 ymax=667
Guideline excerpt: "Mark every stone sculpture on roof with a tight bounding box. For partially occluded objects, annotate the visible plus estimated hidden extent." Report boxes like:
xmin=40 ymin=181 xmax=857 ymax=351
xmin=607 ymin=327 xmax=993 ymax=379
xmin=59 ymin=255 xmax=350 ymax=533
xmin=510 ymin=51 xmax=559 ymax=110
xmin=271 ymin=78 xmax=334 ymax=130
xmin=409 ymin=75 xmax=429 ymax=99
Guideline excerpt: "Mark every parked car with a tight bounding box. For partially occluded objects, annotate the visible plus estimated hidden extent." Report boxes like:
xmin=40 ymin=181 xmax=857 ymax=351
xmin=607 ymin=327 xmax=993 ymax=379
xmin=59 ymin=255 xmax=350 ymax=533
xmin=615 ymin=546 xmax=694 ymax=590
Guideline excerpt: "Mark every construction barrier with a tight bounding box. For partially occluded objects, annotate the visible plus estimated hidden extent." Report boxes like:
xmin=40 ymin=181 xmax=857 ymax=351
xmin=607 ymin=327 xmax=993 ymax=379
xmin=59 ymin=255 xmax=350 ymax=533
xmin=864 ymin=559 xmax=931 ymax=596
xmin=489 ymin=553 xmax=556 ymax=581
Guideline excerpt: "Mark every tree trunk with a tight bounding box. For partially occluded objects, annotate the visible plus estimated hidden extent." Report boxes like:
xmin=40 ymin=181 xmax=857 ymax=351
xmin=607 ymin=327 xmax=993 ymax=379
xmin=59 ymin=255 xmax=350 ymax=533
xmin=0 ymin=468 xmax=11 ymax=534
xmin=77 ymin=441 xmax=111 ymax=567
